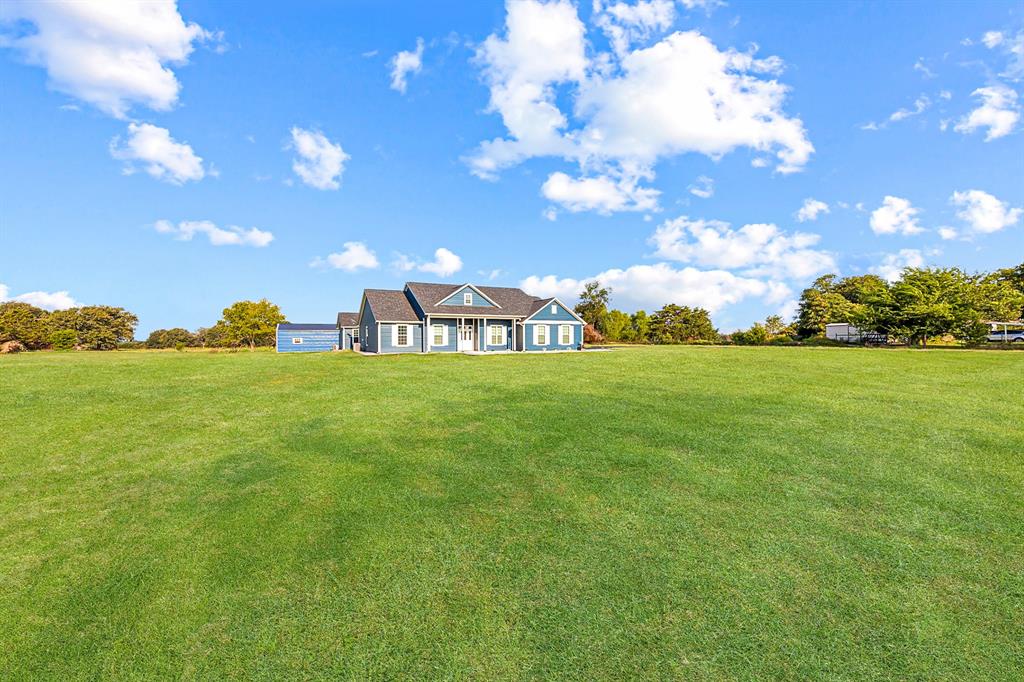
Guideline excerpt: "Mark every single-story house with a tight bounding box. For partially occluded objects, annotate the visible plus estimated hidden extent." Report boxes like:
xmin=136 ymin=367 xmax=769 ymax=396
xmin=275 ymin=323 xmax=340 ymax=352
xmin=356 ymin=281 xmax=585 ymax=354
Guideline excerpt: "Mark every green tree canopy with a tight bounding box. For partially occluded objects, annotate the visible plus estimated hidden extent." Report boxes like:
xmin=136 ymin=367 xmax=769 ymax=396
xmin=146 ymin=328 xmax=198 ymax=349
xmin=219 ymin=300 xmax=285 ymax=348
xmin=0 ymin=302 xmax=51 ymax=350
xmin=48 ymin=306 xmax=138 ymax=350
xmin=649 ymin=305 xmax=718 ymax=344
xmin=574 ymin=282 xmax=611 ymax=333
xmin=602 ymin=309 xmax=632 ymax=342
xmin=630 ymin=310 xmax=650 ymax=344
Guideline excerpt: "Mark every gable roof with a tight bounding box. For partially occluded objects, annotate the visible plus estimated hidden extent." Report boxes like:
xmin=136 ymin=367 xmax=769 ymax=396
xmin=524 ymin=297 xmax=587 ymax=324
xmin=278 ymin=323 xmax=337 ymax=331
xmin=361 ymin=289 xmax=421 ymax=322
xmin=336 ymin=312 xmax=358 ymax=327
xmin=434 ymin=283 xmax=501 ymax=307
xmin=405 ymin=281 xmax=543 ymax=317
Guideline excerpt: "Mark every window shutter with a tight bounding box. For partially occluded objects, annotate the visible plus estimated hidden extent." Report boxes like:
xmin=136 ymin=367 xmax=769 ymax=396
xmin=391 ymin=324 xmax=398 ymax=346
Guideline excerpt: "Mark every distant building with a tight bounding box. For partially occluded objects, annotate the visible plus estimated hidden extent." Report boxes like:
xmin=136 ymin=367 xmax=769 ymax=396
xmin=825 ymin=323 xmax=886 ymax=343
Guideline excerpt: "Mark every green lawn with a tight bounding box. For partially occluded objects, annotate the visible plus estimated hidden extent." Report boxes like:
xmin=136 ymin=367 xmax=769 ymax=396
xmin=1 ymin=347 xmax=1021 ymax=680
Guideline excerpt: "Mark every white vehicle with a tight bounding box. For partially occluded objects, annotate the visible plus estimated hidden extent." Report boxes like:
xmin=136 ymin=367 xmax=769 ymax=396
xmin=987 ymin=328 xmax=1024 ymax=343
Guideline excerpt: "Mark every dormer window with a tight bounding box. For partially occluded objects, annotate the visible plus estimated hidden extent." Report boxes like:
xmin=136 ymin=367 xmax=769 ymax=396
xmin=464 ymin=292 xmax=472 ymax=305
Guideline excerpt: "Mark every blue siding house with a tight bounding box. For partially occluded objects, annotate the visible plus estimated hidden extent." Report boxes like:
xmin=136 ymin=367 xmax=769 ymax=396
xmin=356 ymin=282 xmax=585 ymax=354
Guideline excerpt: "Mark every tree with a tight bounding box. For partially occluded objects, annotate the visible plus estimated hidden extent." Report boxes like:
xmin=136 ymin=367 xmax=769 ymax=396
xmin=732 ymin=323 xmax=770 ymax=345
xmin=219 ymin=300 xmax=285 ymax=349
xmin=991 ymin=262 xmax=1024 ymax=319
xmin=574 ymin=282 xmax=611 ymax=333
xmin=49 ymin=329 xmax=77 ymax=350
xmin=0 ymin=302 xmax=51 ymax=349
xmin=649 ymin=305 xmax=718 ymax=343
xmin=630 ymin=310 xmax=651 ymax=343
xmin=603 ymin=309 xmax=632 ymax=341
xmin=146 ymin=328 xmax=198 ymax=349
xmin=49 ymin=306 xmax=138 ymax=350
xmin=796 ymin=275 xmax=858 ymax=337
xmin=874 ymin=268 xmax=985 ymax=346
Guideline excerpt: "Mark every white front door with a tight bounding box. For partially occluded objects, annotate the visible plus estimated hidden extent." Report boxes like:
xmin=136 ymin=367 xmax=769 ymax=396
xmin=458 ymin=324 xmax=474 ymax=351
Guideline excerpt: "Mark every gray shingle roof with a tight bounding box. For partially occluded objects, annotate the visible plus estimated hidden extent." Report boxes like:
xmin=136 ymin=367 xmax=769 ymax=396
xmin=405 ymin=282 xmax=544 ymax=317
xmin=527 ymin=297 xmax=555 ymax=317
xmin=362 ymin=289 xmax=421 ymax=322
xmin=336 ymin=312 xmax=358 ymax=327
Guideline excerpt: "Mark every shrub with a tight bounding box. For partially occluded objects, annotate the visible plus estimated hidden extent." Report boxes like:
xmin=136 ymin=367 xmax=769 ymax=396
xmin=49 ymin=329 xmax=78 ymax=351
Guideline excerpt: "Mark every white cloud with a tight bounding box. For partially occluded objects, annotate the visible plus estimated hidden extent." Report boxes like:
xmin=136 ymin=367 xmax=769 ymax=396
xmin=521 ymin=262 xmax=778 ymax=313
xmin=311 ymin=242 xmax=380 ymax=271
xmin=593 ymin=0 xmax=675 ymax=57
xmin=154 ymin=219 xmax=273 ymax=247
xmin=389 ymin=37 xmax=424 ymax=94
xmin=542 ymin=206 xmax=558 ymax=221
xmin=871 ymin=249 xmax=926 ymax=283
xmin=649 ymin=216 xmax=835 ymax=280
xmin=289 ymin=127 xmax=349 ymax=190
xmin=870 ymin=196 xmax=924 ymax=235
xmin=688 ymin=175 xmax=714 ymax=199
xmin=466 ymin=1 xmax=812 ymax=213
xmin=541 ymin=171 xmax=659 ymax=213
xmin=889 ymin=94 xmax=930 ymax=122
xmin=418 ymin=247 xmax=463 ymax=277
xmin=982 ymin=31 xmax=1004 ymax=49
xmin=954 ymin=85 xmax=1020 ymax=140
xmin=0 ymin=283 xmax=79 ymax=310
xmin=795 ymin=198 xmax=829 ymax=222
xmin=109 ymin=122 xmax=205 ymax=184
xmin=862 ymin=94 xmax=931 ymax=130
xmin=950 ymin=189 xmax=1023 ymax=234
xmin=478 ymin=268 xmax=503 ymax=281
xmin=937 ymin=226 xmax=959 ymax=240
xmin=391 ymin=247 xmax=463 ymax=277
xmin=913 ymin=58 xmax=936 ymax=79
xmin=0 ymin=0 xmax=212 ymax=118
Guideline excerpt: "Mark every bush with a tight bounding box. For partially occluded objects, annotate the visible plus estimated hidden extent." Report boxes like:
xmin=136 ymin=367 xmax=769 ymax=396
xmin=175 ymin=342 xmax=186 ymax=352
xmin=0 ymin=340 xmax=26 ymax=354
xmin=48 ymin=329 xmax=78 ymax=351
xmin=583 ymin=324 xmax=605 ymax=345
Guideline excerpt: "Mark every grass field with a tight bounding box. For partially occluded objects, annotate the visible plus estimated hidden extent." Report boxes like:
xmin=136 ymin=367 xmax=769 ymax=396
xmin=1 ymin=346 xmax=1022 ymax=679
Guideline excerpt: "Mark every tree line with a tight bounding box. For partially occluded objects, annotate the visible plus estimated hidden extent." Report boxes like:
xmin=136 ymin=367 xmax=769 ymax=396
xmin=573 ymin=261 xmax=1024 ymax=346
xmin=0 ymin=299 xmax=286 ymax=352
xmin=574 ymin=282 xmax=720 ymax=344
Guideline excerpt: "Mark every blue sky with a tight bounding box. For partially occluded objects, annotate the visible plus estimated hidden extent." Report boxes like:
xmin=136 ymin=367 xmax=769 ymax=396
xmin=1 ymin=0 xmax=1022 ymax=335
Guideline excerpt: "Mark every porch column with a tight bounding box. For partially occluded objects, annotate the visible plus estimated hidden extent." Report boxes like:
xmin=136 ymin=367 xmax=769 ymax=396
xmin=483 ymin=317 xmax=487 ymax=352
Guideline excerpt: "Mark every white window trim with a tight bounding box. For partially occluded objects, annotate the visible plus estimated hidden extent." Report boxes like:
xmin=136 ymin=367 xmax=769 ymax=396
xmin=489 ymin=324 xmax=506 ymax=346
xmin=550 ymin=303 xmax=557 ymax=314
xmin=292 ymin=337 xmax=303 ymax=345
xmin=533 ymin=324 xmax=548 ymax=346
xmin=394 ymin=324 xmax=413 ymax=347
xmin=463 ymin=292 xmax=473 ymax=305
xmin=431 ymin=323 xmax=448 ymax=347
xmin=559 ymin=324 xmax=572 ymax=345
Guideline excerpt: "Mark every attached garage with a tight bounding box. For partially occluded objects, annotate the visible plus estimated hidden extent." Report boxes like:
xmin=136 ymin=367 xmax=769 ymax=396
xmin=275 ymin=323 xmax=339 ymax=353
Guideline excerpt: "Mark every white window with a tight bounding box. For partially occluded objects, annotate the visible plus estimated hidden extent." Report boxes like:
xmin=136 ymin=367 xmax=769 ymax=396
xmin=489 ymin=324 xmax=505 ymax=346
xmin=396 ymin=324 xmax=409 ymax=347
xmin=464 ymin=292 xmax=472 ymax=305
xmin=551 ymin=303 xmax=557 ymax=314
xmin=534 ymin=324 xmax=548 ymax=345
xmin=432 ymin=324 xmax=446 ymax=346
xmin=560 ymin=324 xmax=572 ymax=345
xmin=292 ymin=337 xmax=303 ymax=345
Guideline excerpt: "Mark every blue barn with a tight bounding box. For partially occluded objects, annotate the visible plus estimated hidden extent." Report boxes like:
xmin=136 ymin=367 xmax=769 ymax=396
xmin=275 ymin=323 xmax=340 ymax=353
